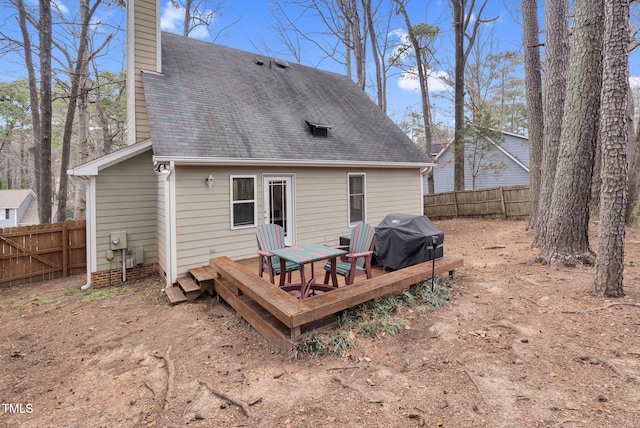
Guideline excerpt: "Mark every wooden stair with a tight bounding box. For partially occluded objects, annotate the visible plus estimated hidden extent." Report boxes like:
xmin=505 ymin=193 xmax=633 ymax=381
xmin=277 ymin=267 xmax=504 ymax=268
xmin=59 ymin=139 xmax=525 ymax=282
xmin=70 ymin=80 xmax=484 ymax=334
xmin=164 ymin=265 xmax=217 ymax=305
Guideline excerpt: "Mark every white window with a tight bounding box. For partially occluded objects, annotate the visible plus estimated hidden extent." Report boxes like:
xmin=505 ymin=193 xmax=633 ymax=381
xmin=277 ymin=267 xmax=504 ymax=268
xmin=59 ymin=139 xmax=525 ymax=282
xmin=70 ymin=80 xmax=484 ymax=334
xmin=348 ymin=173 xmax=366 ymax=226
xmin=0 ymin=209 xmax=6 ymax=220
xmin=230 ymin=175 xmax=257 ymax=228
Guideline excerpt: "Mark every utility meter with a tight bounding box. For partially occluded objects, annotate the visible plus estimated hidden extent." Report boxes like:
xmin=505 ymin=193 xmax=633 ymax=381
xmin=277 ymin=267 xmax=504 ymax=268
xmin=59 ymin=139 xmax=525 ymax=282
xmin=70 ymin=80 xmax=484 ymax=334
xmin=110 ymin=231 xmax=127 ymax=250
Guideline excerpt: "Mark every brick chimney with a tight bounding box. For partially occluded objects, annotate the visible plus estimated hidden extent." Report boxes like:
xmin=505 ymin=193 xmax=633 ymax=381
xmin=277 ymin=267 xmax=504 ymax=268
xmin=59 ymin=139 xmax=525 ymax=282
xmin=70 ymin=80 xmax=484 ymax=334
xmin=126 ymin=0 xmax=161 ymax=145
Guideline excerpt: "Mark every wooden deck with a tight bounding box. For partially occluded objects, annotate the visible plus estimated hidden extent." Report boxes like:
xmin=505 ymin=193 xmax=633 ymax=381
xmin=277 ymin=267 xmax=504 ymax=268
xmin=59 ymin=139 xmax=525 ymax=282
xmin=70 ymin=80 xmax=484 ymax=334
xmin=208 ymin=255 xmax=464 ymax=349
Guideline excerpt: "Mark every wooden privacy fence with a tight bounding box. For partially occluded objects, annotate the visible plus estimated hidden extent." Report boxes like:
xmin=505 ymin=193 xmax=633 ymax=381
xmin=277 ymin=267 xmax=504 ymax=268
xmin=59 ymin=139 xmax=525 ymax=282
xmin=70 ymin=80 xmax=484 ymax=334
xmin=0 ymin=220 xmax=86 ymax=287
xmin=424 ymin=185 xmax=530 ymax=219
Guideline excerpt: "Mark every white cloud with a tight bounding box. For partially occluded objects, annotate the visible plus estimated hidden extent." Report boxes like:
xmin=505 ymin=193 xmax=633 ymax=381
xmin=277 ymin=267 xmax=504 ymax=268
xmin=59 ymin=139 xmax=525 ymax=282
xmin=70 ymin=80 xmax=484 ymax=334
xmin=389 ymin=28 xmax=450 ymax=93
xmin=389 ymin=28 xmax=409 ymax=62
xmin=398 ymin=68 xmax=451 ymax=93
xmin=52 ymin=0 xmax=70 ymax=15
xmin=161 ymin=1 xmax=183 ymax=32
xmin=189 ymin=25 xmax=211 ymax=40
xmin=630 ymin=76 xmax=640 ymax=89
xmin=160 ymin=1 xmax=213 ymax=40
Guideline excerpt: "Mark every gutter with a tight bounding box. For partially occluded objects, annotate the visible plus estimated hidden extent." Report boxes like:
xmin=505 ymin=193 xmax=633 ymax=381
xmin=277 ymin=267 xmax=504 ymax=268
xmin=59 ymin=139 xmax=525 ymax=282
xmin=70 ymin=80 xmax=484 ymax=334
xmin=152 ymin=156 xmax=434 ymax=169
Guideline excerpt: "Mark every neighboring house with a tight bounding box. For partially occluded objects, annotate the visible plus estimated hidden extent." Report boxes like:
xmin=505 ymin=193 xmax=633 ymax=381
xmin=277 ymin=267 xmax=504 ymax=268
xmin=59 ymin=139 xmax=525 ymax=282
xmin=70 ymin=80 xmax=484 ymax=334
xmin=424 ymin=131 xmax=529 ymax=194
xmin=0 ymin=189 xmax=39 ymax=227
xmin=67 ymin=0 xmax=433 ymax=288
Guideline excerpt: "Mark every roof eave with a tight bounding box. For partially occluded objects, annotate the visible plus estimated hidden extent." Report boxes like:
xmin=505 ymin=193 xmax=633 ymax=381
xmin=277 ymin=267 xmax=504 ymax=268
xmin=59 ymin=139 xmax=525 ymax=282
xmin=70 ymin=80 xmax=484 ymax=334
xmin=152 ymin=156 xmax=434 ymax=169
xmin=67 ymin=140 xmax=153 ymax=176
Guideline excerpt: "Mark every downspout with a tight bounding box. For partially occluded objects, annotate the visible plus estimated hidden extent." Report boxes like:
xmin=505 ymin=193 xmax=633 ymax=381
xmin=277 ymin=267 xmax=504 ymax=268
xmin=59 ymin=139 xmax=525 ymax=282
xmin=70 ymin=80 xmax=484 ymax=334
xmin=160 ymin=161 xmax=175 ymax=288
xmin=69 ymin=174 xmax=94 ymax=290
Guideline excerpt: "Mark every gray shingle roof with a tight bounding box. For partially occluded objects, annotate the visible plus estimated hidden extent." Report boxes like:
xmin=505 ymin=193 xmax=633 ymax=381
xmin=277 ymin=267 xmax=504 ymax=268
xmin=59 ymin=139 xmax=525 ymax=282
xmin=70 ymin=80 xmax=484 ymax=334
xmin=142 ymin=33 xmax=431 ymax=165
xmin=0 ymin=189 xmax=34 ymax=209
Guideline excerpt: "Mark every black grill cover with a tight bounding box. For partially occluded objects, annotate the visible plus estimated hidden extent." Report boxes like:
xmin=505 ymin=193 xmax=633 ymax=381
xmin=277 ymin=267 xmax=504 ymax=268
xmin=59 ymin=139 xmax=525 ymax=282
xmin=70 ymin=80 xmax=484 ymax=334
xmin=374 ymin=213 xmax=444 ymax=270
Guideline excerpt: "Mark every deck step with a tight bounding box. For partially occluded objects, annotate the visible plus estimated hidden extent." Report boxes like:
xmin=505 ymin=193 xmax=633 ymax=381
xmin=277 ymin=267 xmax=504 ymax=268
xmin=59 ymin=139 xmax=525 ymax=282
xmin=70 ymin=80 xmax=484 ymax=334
xmin=164 ymin=285 xmax=187 ymax=304
xmin=190 ymin=266 xmax=217 ymax=283
xmin=177 ymin=276 xmax=201 ymax=293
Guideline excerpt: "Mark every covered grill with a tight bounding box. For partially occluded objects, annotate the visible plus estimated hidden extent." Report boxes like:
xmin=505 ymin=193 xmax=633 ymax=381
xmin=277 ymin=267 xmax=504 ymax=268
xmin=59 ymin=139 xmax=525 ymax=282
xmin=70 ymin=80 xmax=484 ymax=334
xmin=374 ymin=213 xmax=444 ymax=270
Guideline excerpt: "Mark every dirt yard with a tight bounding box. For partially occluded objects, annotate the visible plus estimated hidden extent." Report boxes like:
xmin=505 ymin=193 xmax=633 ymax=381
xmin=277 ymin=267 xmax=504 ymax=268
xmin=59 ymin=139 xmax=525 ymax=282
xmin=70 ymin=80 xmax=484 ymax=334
xmin=1 ymin=218 xmax=639 ymax=428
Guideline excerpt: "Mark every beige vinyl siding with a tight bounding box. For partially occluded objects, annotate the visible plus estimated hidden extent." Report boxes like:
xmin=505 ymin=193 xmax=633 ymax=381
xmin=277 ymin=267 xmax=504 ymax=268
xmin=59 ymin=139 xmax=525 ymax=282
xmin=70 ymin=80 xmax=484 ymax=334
xmin=172 ymin=165 xmax=422 ymax=276
xmin=94 ymin=151 xmax=157 ymax=272
xmin=366 ymin=169 xmax=423 ymax=223
xmin=174 ymin=166 xmax=243 ymax=273
xmin=294 ymin=169 xmax=348 ymax=244
xmin=130 ymin=0 xmax=158 ymax=143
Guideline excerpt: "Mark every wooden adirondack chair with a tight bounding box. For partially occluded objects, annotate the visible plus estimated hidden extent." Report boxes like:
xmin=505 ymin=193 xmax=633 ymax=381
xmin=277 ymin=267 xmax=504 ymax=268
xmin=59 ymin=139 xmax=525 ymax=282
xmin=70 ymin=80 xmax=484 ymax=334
xmin=256 ymin=224 xmax=301 ymax=284
xmin=323 ymin=223 xmax=376 ymax=286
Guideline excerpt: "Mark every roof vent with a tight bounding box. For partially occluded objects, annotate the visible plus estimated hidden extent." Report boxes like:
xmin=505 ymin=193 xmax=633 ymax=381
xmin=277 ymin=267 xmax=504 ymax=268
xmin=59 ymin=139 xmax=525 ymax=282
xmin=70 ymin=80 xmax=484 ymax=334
xmin=254 ymin=58 xmax=264 ymax=66
xmin=274 ymin=58 xmax=290 ymax=68
xmin=305 ymin=120 xmax=331 ymax=138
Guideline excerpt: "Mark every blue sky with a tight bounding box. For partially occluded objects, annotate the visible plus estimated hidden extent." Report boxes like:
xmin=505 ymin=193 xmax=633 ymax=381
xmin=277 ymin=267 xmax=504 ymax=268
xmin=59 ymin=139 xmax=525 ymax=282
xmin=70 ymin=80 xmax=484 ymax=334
xmin=157 ymin=0 xmax=527 ymax=124
xmin=2 ymin=1 xmax=637 ymax=129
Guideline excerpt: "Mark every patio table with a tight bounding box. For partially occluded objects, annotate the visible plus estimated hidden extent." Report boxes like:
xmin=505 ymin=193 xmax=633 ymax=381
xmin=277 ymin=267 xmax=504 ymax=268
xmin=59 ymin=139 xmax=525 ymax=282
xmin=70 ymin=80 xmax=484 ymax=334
xmin=270 ymin=243 xmax=347 ymax=299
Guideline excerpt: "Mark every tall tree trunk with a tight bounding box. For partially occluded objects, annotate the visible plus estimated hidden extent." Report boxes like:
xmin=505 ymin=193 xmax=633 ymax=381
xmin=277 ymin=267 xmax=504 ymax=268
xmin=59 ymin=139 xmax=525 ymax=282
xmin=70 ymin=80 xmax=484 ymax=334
xmin=450 ymin=0 xmax=492 ymax=191
xmin=538 ymin=0 xmax=604 ymax=267
xmin=395 ymin=0 xmax=434 ymax=193
xmin=183 ymin=0 xmax=193 ymax=36
xmin=15 ymin=0 xmax=42 ymax=202
xmin=38 ymin=0 xmax=53 ymax=224
xmin=533 ymin=0 xmax=569 ymax=247
xmin=57 ymin=0 xmax=101 ymax=221
xmin=627 ymin=94 xmax=640 ymax=222
xmin=364 ymin=0 xmax=383 ymax=110
xmin=344 ymin=0 xmax=366 ymax=90
xmin=452 ymin=0 xmax=465 ymax=191
xmin=74 ymin=74 xmax=91 ymax=220
xmin=521 ymin=0 xmax=544 ymax=229
xmin=593 ymin=0 xmax=629 ymax=297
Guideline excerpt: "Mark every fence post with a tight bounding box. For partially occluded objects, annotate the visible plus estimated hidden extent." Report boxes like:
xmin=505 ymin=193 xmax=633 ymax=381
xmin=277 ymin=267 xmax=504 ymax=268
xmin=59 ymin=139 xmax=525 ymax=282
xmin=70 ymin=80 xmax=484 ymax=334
xmin=62 ymin=224 xmax=68 ymax=277
xmin=500 ymin=187 xmax=507 ymax=219
xmin=453 ymin=191 xmax=459 ymax=217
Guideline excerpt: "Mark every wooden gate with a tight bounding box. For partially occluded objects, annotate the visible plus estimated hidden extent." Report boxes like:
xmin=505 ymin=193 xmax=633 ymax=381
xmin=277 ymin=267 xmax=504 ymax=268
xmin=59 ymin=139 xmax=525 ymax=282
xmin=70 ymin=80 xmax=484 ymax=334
xmin=0 ymin=221 xmax=86 ymax=287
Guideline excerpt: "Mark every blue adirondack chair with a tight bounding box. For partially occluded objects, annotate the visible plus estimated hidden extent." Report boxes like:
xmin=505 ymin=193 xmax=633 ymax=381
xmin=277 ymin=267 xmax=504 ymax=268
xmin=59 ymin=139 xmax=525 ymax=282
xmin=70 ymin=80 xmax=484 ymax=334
xmin=256 ymin=224 xmax=302 ymax=284
xmin=323 ymin=223 xmax=376 ymax=286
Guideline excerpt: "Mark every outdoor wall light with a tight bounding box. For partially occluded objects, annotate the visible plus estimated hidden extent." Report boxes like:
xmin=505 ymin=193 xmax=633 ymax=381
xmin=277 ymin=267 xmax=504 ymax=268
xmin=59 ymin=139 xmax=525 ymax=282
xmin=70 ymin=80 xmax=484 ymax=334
xmin=153 ymin=163 xmax=169 ymax=174
xmin=206 ymin=175 xmax=215 ymax=188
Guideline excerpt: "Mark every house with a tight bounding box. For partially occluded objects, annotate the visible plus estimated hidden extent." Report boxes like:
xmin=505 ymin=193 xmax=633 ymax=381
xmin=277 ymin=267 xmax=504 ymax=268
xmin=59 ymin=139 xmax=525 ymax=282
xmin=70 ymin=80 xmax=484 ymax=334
xmin=423 ymin=131 xmax=529 ymax=194
xmin=67 ymin=0 xmax=433 ymax=288
xmin=0 ymin=189 xmax=39 ymax=228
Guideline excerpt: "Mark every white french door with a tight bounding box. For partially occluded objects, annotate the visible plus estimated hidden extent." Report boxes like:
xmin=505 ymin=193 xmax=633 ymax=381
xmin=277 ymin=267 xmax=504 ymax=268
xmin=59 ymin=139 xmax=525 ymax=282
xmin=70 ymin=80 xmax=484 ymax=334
xmin=263 ymin=175 xmax=295 ymax=246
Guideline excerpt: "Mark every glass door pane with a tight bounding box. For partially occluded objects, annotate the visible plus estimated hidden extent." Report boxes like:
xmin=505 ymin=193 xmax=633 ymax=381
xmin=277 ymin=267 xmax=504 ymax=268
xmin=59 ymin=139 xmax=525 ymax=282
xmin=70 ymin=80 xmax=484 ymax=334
xmin=264 ymin=176 xmax=294 ymax=246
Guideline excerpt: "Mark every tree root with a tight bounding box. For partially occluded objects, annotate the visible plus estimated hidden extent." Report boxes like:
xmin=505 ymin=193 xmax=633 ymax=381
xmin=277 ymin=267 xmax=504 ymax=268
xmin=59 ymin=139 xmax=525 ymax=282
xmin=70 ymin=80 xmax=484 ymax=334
xmin=511 ymin=340 xmax=529 ymax=363
xmin=588 ymin=302 xmax=640 ymax=312
xmin=511 ymin=275 xmax=541 ymax=287
xmin=548 ymin=418 xmax=583 ymax=427
xmin=567 ymin=302 xmax=640 ymax=314
xmin=197 ymin=378 xmax=254 ymax=418
xmin=149 ymin=346 xmax=175 ymax=413
xmin=520 ymin=296 xmax=541 ymax=307
xmin=464 ymin=370 xmax=491 ymax=410
xmin=333 ymin=375 xmax=385 ymax=404
xmin=582 ymin=354 xmax=634 ymax=383
xmin=493 ymin=320 xmax=533 ymax=337
xmin=333 ymin=375 xmax=363 ymax=394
